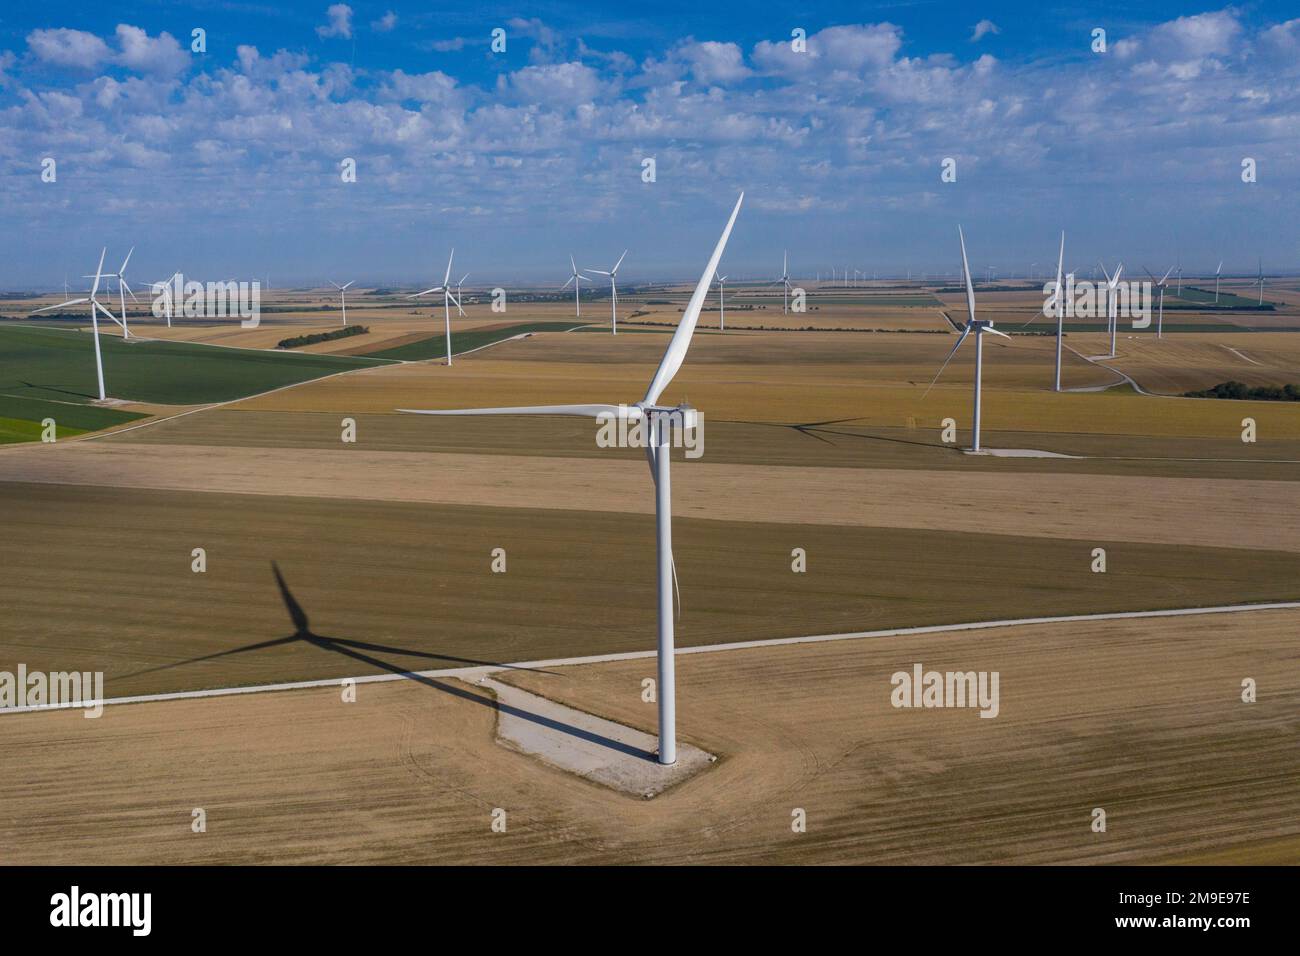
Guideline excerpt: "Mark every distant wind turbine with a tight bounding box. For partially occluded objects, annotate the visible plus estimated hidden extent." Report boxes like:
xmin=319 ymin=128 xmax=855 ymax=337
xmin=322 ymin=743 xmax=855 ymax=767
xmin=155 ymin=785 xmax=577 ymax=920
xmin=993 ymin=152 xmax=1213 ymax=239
xmin=587 ymin=250 xmax=628 ymax=334
xmin=1099 ymin=261 xmax=1123 ymax=358
xmin=562 ymin=256 xmax=590 ymax=318
xmin=715 ymin=271 xmax=728 ymax=331
xmin=1255 ymin=259 xmax=1266 ymax=306
xmin=1144 ymin=266 xmax=1174 ymax=339
xmin=925 ymin=227 xmax=1009 ymax=453
xmin=398 ymin=193 xmax=746 ymax=766
xmin=408 ymin=249 xmax=460 ymax=365
xmin=1214 ymin=261 xmax=1223 ymax=304
xmin=330 ymin=280 xmax=354 ymax=327
xmin=151 ymin=272 xmax=181 ymax=328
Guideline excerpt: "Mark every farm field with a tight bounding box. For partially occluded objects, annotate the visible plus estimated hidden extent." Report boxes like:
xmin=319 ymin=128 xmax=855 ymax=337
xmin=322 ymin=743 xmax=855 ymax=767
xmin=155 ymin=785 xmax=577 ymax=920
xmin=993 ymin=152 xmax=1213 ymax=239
xmin=3 ymin=278 xmax=1299 ymax=870
xmin=2 ymin=608 xmax=1294 ymax=865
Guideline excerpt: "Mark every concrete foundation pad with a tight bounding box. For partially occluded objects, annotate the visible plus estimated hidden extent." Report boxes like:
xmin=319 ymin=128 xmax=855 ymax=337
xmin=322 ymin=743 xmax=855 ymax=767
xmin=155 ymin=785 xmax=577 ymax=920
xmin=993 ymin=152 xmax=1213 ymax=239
xmin=475 ymin=676 xmax=715 ymax=798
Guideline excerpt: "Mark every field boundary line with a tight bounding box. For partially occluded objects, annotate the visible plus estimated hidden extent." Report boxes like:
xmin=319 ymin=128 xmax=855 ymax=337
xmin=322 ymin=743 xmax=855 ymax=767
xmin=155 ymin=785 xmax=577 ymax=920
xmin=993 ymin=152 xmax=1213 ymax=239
xmin=4 ymin=600 xmax=1297 ymax=716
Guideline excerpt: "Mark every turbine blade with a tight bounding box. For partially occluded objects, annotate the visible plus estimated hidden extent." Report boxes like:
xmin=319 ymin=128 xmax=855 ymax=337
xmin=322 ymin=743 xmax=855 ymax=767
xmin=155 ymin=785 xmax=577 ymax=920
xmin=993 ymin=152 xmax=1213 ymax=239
xmin=958 ymin=226 xmax=976 ymax=323
xmin=560 ymin=275 xmax=575 ymax=291
xmin=444 ymin=249 xmax=454 ymax=286
xmin=398 ymin=403 xmax=640 ymax=419
xmin=923 ymin=324 xmax=972 ymax=398
xmin=643 ymin=192 xmax=744 ymax=406
xmin=612 ymin=249 xmax=628 ymax=274
xmin=91 ymin=248 xmax=106 ymax=297
xmin=342 ymin=280 xmax=354 ymax=290
xmin=984 ymin=326 xmax=1011 ymax=339
xmin=119 ymin=246 xmax=134 ymax=274
xmin=31 ymin=298 xmax=90 ymax=314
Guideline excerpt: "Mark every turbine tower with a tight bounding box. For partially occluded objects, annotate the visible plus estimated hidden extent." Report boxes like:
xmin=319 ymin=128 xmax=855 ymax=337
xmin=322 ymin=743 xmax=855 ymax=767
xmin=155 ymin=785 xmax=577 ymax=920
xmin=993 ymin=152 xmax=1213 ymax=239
xmin=398 ymin=193 xmax=746 ymax=766
xmin=1255 ymin=259 xmax=1266 ymax=305
xmin=33 ymin=248 xmax=117 ymax=401
xmin=778 ymin=252 xmax=791 ymax=313
xmin=408 ymin=249 xmax=460 ymax=366
xmin=587 ymin=250 xmax=628 ymax=334
xmin=1051 ymin=232 xmax=1065 ymax=391
xmin=924 ymin=226 xmax=1009 ymax=453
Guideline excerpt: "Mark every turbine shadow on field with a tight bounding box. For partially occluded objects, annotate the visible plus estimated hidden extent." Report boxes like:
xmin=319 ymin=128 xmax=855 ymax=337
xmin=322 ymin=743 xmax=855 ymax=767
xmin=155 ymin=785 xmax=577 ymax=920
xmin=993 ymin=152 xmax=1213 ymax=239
xmin=125 ymin=562 xmax=557 ymax=679
xmin=126 ymin=563 xmax=654 ymax=763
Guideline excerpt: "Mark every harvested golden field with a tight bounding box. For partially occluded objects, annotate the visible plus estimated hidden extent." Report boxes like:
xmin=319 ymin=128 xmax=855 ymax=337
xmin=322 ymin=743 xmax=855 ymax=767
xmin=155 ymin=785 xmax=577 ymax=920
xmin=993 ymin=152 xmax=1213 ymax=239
xmin=8 ymin=442 xmax=1300 ymax=552
xmin=2 ymin=608 xmax=1294 ymax=864
xmin=2 ymin=476 xmax=1298 ymax=701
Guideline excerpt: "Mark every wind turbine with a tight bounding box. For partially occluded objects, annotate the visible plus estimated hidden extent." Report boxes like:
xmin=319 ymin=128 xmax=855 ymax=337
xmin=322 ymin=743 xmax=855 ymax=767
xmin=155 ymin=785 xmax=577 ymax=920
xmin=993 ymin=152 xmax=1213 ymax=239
xmin=330 ymin=280 xmax=354 ymax=327
xmin=1099 ymin=261 xmax=1123 ymax=358
xmin=562 ymin=256 xmax=590 ymax=319
xmin=150 ymin=272 xmax=180 ymax=328
xmin=108 ymin=247 xmax=137 ymax=340
xmin=455 ymin=274 xmax=469 ymax=316
xmin=777 ymin=252 xmax=791 ymax=313
xmin=587 ymin=250 xmax=628 ymax=334
xmin=408 ymin=249 xmax=460 ymax=366
xmin=1255 ymin=259 xmax=1266 ymax=306
xmin=398 ymin=193 xmax=746 ymax=766
xmin=1144 ymin=266 xmax=1174 ymax=338
xmin=32 ymin=248 xmax=116 ymax=401
xmin=924 ymin=226 xmax=1009 ymax=453
xmin=1214 ymin=261 xmax=1223 ymax=304
xmin=715 ymin=271 xmax=728 ymax=331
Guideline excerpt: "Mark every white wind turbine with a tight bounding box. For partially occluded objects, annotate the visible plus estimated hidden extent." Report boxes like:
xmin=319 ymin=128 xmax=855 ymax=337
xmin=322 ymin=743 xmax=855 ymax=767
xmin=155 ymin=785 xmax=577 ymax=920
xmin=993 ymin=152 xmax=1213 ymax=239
xmin=455 ymin=274 xmax=469 ymax=316
xmin=330 ymin=280 xmax=355 ymax=327
xmin=398 ymin=193 xmax=746 ymax=766
xmin=924 ymin=226 xmax=1009 ymax=453
xmin=1255 ymin=259 xmax=1266 ymax=306
xmin=715 ymin=271 xmax=728 ymax=331
xmin=777 ymin=252 xmax=792 ymax=313
xmin=562 ymin=256 xmax=590 ymax=318
xmin=408 ymin=249 xmax=460 ymax=366
xmin=587 ymin=250 xmax=628 ymax=334
xmin=150 ymin=272 xmax=181 ymax=327
xmin=1144 ymin=266 xmax=1174 ymax=339
xmin=1099 ymin=261 xmax=1123 ymax=358
xmin=33 ymin=248 xmax=117 ymax=402
xmin=107 ymin=247 xmax=137 ymax=340
xmin=1214 ymin=260 xmax=1223 ymax=304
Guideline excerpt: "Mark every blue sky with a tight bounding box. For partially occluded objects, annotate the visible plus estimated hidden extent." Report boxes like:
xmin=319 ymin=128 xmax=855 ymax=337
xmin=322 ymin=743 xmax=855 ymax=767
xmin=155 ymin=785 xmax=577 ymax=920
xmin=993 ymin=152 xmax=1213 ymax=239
xmin=1 ymin=1 xmax=1297 ymax=287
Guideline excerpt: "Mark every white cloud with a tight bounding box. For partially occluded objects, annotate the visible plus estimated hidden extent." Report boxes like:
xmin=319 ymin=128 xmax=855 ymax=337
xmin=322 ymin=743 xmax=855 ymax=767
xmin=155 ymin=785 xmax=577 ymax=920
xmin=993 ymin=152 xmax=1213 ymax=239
xmin=114 ymin=25 xmax=189 ymax=76
xmin=753 ymin=24 xmax=902 ymax=77
xmin=499 ymin=61 xmax=604 ymax=106
xmin=681 ymin=41 xmax=751 ymax=85
xmin=317 ymin=4 xmax=353 ymax=41
xmin=371 ymin=11 xmax=397 ymax=33
xmin=971 ymin=20 xmax=1000 ymax=42
xmin=27 ymin=28 xmax=111 ymax=70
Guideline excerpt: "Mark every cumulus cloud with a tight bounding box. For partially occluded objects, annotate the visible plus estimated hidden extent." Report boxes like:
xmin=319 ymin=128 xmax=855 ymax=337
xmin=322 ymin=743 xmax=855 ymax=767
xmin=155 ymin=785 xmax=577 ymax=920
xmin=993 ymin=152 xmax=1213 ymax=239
xmin=498 ymin=61 xmax=604 ymax=106
xmin=27 ymin=28 xmax=111 ymax=70
xmin=753 ymin=23 xmax=902 ymax=77
xmin=317 ymin=4 xmax=353 ymax=40
xmin=971 ymin=20 xmax=1000 ymax=42
xmin=114 ymin=25 xmax=188 ymax=76
xmin=371 ymin=11 xmax=397 ymax=33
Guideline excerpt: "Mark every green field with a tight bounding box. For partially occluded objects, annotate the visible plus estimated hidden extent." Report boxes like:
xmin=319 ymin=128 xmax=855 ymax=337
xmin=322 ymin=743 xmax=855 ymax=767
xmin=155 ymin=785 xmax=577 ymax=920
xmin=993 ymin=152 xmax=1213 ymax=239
xmin=0 ymin=325 xmax=395 ymax=408
xmin=362 ymin=321 xmax=587 ymax=361
xmin=1173 ymin=286 xmax=1271 ymax=309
